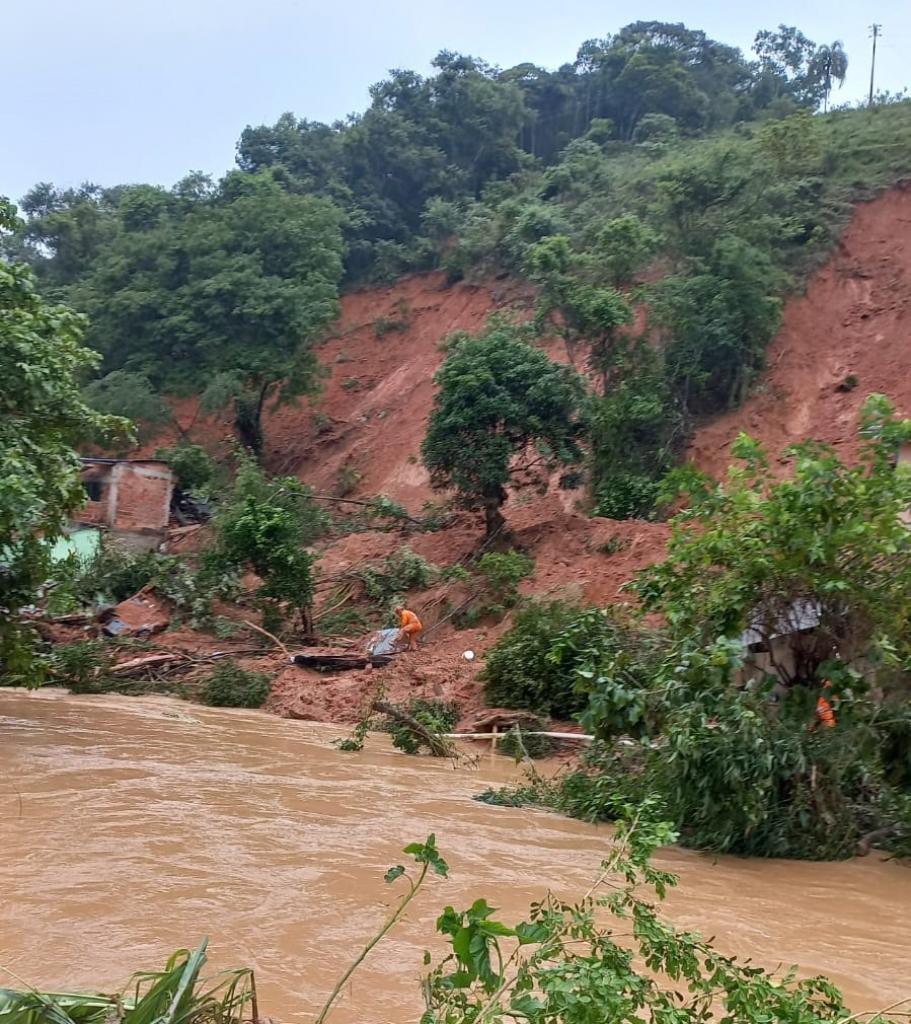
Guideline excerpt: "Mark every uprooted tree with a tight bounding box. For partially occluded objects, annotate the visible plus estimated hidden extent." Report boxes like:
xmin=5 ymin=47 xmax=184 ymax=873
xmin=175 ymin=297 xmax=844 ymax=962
xmin=0 ymin=197 xmax=128 ymax=680
xmin=421 ymin=319 xmax=585 ymax=538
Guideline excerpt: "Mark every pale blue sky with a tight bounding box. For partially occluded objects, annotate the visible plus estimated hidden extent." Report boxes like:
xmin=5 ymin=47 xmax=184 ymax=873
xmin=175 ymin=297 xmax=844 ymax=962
xmin=5 ymin=0 xmax=908 ymax=203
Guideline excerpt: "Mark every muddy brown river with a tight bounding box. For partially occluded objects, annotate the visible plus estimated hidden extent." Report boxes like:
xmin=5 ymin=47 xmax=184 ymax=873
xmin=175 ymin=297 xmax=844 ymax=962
xmin=1 ymin=689 xmax=909 ymax=1021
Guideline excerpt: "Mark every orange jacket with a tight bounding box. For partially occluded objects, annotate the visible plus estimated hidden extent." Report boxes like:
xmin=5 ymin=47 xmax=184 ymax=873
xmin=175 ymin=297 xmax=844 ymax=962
xmin=398 ymin=608 xmax=422 ymax=631
xmin=815 ymin=695 xmax=836 ymax=728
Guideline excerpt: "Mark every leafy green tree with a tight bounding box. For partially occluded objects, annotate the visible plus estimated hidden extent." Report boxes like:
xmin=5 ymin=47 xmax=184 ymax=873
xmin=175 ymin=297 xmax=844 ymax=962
xmin=751 ymin=25 xmax=846 ymax=110
xmin=634 ymin=396 xmax=911 ymax=684
xmin=652 ymin=237 xmax=783 ymax=414
xmin=154 ymin=443 xmax=219 ymax=495
xmin=0 ymin=198 xmax=127 ymax=678
xmin=82 ymin=370 xmax=171 ymax=443
xmin=593 ymin=216 xmax=660 ymax=287
xmin=206 ymin=454 xmax=329 ymax=635
xmin=587 ymin=348 xmax=682 ymax=519
xmin=810 ymin=42 xmax=849 ymax=112
xmin=59 ymin=172 xmax=346 ymax=455
xmin=422 ymin=320 xmax=584 ymax=537
xmin=525 ymin=235 xmax=633 ymax=392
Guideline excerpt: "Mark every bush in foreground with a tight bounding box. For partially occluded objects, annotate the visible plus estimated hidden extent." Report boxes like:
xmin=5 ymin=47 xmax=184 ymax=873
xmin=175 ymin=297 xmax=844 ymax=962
xmin=200 ymin=661 xmax=271 ymax=709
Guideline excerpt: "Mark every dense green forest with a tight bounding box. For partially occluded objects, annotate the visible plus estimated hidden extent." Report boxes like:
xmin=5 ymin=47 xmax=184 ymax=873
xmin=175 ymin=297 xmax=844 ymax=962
xmin=3 ymin=20 xmax=911 ymax=501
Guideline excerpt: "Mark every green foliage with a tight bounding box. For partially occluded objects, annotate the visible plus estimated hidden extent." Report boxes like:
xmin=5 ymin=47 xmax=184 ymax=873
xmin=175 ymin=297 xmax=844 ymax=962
xmin=386 ymin=699 xmax=460 ymax=755
xmin=47 ymin=639 xmax=113 ymax=694
xmin=525 ymin=235 xmax=634 ymax=392
xmin=373 ymin=300 xmax=412 ymax=337
xmin=154 ymin=443 xmax=219 ymax=495
xmin=0 ymin=940 xmax=255 ymax=1024
xmin=82 ymin=370 xmax=171 ymax=444
xmin=653 ymin=237 xmax=785 ymax=414
xmin=593 ymin=214 xmax=661 ymax=286
xmin=207 ymin=454 xmax=328 ymax=633
xmin=356 ymin=548 xmax=436 ymax=617
xmin=421 ymin=807 xmax=869 ymax=1022
xmin=587 ymin=348 xmax=682 ymax=519
xmin=47 ymin=542 xmax=224 ymax=626
xmin=571 ymin=636 xmax=911 ymax=858
xmin=422 ymin=319 xmax=584 ymax=537
xmin=200 ymin=661 xmax=271 ymax=708
xmin=476 ymin=550 xmax=534 ymax=609
xmin=16 ymin=174 xmax=346 ymax=456
xmin=482 ymin=601 xmax=658 ymax=720
xmin=634 ymin=398 xmax=911 ymax=682
xmin=0 ymin=197 xmax=128 ymax=681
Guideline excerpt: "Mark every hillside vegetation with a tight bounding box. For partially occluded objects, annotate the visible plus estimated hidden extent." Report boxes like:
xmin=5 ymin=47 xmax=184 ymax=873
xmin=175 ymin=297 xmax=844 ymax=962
xmin=6 ymin=21 xmax=911 ymax=517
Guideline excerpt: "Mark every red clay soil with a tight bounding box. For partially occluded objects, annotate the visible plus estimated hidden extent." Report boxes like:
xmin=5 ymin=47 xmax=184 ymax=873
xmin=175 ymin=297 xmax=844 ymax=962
xmin=690 ymin=184 xmax=911 ymax=477
xmin=136 ymin=187 xmax=911 ymax=725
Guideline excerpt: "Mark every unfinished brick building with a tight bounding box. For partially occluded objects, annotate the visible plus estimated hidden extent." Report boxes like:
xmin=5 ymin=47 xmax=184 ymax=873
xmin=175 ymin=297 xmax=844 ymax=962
xmin=74 ymin=458 xmax=176 ymax=550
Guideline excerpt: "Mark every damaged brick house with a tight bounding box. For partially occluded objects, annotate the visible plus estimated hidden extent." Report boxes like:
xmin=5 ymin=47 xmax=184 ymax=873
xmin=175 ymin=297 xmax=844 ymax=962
xmin=73 ymin=458 xmax=176 ymax=551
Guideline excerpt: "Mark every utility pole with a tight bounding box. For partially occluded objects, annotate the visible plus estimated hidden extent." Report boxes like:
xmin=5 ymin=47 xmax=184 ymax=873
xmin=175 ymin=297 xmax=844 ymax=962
xmin=869 ymin=23 xmax=882 ymax=108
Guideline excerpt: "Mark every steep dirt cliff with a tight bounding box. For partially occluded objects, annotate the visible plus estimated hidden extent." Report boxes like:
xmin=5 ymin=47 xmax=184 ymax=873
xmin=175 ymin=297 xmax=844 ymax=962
xmin=689 ymin=184 xmax=911 ymax=476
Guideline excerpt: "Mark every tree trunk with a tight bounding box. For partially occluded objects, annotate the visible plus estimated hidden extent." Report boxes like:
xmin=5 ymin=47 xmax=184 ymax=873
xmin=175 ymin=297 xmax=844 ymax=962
xmin=233 ymin=381 xmax=272 ymax=457
xmin=234 ymin=397 xmax=263 ymax=456
xmin=484 ymin=496 xmax=506 ymax=539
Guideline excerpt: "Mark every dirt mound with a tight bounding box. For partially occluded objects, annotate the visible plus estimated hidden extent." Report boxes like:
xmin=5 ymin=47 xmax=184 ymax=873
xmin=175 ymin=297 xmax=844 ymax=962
xmin=690 ymin=185 xmax=911 ymax=477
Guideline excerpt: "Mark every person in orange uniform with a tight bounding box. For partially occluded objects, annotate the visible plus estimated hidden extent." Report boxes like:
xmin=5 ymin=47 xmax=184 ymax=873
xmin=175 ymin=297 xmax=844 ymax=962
xmin=395 ymin=606 xmax=423 ymax=652
xmin=810 ymin=680 xmax=837 ymax=731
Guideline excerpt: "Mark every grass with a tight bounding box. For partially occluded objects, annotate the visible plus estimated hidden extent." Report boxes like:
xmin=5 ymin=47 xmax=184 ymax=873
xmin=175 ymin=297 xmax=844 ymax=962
xmin=0 ymin=941 xmax=256 ymax=1024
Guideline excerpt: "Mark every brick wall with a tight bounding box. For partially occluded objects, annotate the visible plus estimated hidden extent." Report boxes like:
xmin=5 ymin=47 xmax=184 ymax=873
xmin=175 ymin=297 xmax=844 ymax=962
xmin=73 ymin=462 xmax=174 ymax=532
xmin=111 ymin=464 xmax=173 ymax=531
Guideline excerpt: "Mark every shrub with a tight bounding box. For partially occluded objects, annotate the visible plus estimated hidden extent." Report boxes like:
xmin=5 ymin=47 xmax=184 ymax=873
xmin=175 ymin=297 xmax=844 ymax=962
xmin=206 ymin=454 xmax=328 ymax=634
xmin=385 ymin=699 xmax=461 ymax=755
xmin=476 ymin=550 xmax=534 ymax=609
xmin=484 ymin=600 xmax=664 ymax=722
xmin=155 ymin=443 xmax=219 ymax=494
xmin=356 ymin=548 xmax=436 ymax=615
xmin=200 ymin=661 xmax=271 ymax=708
xmin=481 ymin=601 xmax=590 ymax=717
xmin=48 ymin=639 xmax=113 ymax=694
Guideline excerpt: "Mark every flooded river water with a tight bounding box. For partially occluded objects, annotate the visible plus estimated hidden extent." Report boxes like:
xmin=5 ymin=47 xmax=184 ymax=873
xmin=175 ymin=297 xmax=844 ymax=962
xmin=1 ymin=689 xmax=909 ymax=1021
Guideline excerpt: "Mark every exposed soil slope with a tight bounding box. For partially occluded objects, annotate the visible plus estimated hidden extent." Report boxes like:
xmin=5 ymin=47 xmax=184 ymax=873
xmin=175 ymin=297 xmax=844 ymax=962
xmin=690 ymin=184 xmax=911 ymax=476
xmin=143 ymin=187 xmax=911 ymax=725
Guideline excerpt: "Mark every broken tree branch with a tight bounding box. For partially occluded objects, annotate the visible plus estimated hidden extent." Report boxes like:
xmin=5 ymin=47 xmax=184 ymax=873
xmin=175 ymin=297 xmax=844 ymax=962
xmin=371 ymin=700 xmax=455 ymax=758
xmin=240 ymin=619 xmax=291 ymax=659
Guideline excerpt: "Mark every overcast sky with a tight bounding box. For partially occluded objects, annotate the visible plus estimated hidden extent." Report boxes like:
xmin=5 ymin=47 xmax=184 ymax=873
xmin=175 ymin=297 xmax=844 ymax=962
xmin=4 ymin=0 xmax=908 ymax=203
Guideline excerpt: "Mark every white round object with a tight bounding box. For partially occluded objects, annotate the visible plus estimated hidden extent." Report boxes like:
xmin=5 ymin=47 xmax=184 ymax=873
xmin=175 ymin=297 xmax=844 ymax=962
xmin=462 ymin=650 xmax=475 ymax=661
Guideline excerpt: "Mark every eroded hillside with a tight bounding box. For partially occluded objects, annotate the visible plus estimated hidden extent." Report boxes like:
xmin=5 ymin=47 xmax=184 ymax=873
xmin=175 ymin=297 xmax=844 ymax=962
xmin=141 ymin=187 xmax=911 ymax=724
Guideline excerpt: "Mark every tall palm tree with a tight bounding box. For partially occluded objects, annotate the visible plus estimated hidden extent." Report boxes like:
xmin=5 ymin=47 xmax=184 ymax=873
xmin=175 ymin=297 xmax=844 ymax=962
xmin=814 ymin=42 xmax=849 ymax=112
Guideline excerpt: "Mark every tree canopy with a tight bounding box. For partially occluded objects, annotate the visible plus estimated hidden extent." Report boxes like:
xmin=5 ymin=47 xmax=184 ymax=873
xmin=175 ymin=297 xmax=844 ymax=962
xmin=422 ymin=320 xmax=584 ymax=537
xmin=0 ymin=197 xmax=127 ymax=677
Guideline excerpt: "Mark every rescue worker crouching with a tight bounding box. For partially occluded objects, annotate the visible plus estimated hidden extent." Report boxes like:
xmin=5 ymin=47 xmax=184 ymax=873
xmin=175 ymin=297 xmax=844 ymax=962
xmin=395 ymin=606 xmax=423 ymax=652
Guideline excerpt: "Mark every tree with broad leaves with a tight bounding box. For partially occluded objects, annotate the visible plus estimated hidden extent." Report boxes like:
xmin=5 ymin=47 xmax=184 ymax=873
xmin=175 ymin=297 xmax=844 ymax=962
xmin=422 ymin=319 xmax=584 ymax=538
xmin=0 ymin=197 xmax=128 ymax=679
xmin=633 ymin=395 xmax=911 ymax=687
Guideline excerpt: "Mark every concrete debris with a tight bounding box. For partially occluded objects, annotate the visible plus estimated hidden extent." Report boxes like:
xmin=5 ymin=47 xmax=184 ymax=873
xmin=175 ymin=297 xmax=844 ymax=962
xmin=102 ymin=586 xmax=171 ymax=637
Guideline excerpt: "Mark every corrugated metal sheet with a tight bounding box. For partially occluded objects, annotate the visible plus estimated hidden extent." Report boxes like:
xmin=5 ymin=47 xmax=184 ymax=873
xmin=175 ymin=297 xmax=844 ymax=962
xmin=739 ymin=598 xmax=822 ymax=647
